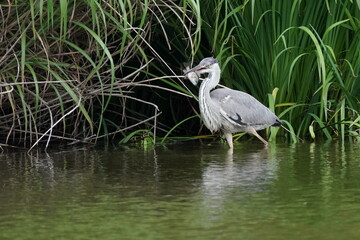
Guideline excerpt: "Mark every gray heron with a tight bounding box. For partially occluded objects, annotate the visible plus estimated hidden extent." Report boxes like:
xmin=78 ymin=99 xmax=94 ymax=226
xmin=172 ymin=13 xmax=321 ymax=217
xmin=184 ymin=57 xmax=281 ymax=149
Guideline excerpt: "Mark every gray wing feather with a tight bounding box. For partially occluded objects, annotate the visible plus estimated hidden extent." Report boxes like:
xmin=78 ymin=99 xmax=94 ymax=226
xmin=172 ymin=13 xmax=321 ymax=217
xmin=210 ymin=88 xmax=279 ymax=128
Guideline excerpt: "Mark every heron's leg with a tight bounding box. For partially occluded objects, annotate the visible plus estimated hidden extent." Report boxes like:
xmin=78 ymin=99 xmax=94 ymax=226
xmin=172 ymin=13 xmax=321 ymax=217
xmin=248 ymin=128 xmax=269 ymax=146
xmin=224 ymin=132 xmax=233 ymax=149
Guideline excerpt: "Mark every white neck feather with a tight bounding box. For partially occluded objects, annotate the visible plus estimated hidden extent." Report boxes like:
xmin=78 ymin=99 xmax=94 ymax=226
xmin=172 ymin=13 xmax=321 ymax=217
xmin=198 ymin=64 xmax=222 ymax=132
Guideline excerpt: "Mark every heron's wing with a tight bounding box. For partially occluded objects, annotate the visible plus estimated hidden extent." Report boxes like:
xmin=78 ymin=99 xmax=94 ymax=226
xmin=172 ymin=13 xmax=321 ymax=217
xmin=211 ymin=88 xmax=280 ymax=128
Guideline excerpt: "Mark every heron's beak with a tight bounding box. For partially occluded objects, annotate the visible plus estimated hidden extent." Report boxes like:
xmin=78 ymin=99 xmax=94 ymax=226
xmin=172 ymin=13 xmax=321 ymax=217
xmin=183 ymin=64 xmax=205 ymax=74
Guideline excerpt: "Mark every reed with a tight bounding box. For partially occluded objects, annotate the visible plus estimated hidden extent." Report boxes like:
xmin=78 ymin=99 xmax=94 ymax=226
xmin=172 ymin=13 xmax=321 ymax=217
xmin=0 ymin=1 xmax=359 ymax=149
xmin=195 ymin=0 xmax=360 ymax=143
xmin=0 ymin=0 xmax=197 ymax=149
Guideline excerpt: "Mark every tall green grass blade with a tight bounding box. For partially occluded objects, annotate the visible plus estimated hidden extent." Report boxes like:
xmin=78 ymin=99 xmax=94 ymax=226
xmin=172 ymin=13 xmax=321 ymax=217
xmin=73 ymin=21 xmax=115 ymax=138
xmin=62 ymin=39 xmax=101 ymax=84
xmin=50 ymin=84 xmax=66 ymax=136
xmin=281 ymin=120 xmax=298 ymax=143
xmin=47 ymin=0 xmax=54 ymax=27
xmin=15 ymin=85 xmax=28 ymax=144
xmin=47 ymin=68 xmax=94 ymax=133
xmin=20 ymin=24 xmax=26 ymax=82
xmin=59 ymin=0 xmax=68 ymax=41
xmin=341 ymin=99 xmax=345 ymax=142
xmin=323 ymin=19 xmax=350 ymax=39
xmin=25 ymin=64 xmax=39 ymax=113
xmin=160 ymin=115 xmax=199 ymax=144
xmin=298 ymin=26 xmax=327 ymax=120
xmin=268 ymin=88 xmax=279 ymax=142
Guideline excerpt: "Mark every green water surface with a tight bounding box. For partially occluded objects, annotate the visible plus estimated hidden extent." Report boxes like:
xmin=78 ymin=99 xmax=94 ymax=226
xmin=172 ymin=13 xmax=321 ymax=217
xmin=1 ymin=142 xmax=360 ymax=240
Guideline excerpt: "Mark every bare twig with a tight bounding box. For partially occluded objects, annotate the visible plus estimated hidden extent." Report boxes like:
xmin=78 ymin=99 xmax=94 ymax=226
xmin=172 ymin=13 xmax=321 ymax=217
xmin=28 ymin=96 xmax=82 ymax=153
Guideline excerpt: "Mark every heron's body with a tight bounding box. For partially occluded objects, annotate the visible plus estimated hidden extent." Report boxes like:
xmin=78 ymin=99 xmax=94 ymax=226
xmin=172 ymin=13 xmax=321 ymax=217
xmin=185 ymin=57 xmax=281 ymax=148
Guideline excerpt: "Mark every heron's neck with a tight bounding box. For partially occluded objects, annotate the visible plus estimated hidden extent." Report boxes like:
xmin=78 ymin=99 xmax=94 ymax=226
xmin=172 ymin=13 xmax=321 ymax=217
xmin=198 ymin=65 xmax=221 ymax=132
xmin=199 ymin=65 xmax=221 ymax=96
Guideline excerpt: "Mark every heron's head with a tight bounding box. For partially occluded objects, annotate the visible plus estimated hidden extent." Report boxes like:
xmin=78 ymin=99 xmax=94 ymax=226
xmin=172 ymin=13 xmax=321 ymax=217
xmin=184 ymin=57 xmax=219 ymax=76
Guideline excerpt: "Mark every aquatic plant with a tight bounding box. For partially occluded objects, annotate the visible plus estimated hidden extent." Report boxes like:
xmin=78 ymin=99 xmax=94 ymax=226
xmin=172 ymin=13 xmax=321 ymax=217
xmin=0 ymin=0 xmax=359 ymax=149
xmin=194 ymin=0 xmax=360 ymax=143
xmin=0 ymin=0 xmax=196 ymax=149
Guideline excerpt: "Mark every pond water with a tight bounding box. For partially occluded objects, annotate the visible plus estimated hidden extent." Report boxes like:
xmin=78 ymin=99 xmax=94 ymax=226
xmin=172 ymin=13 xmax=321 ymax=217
xmin=1 ymin=141 xmax=360 ymax=240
